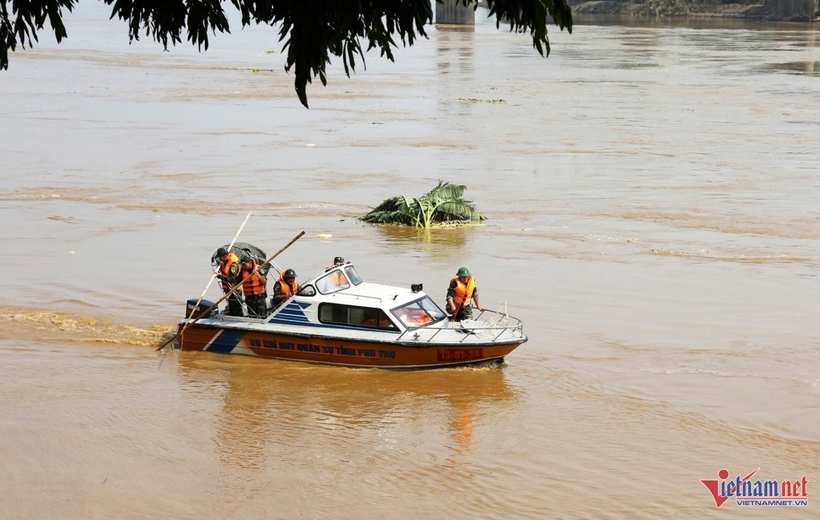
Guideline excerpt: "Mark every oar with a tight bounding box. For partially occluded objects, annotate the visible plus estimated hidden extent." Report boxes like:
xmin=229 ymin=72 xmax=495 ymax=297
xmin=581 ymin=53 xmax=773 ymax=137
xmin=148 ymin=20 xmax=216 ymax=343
xmin=185 ymin=211 xmax=252 ymax=323
xmin=156 ymin=231 xmax=306 ymax=351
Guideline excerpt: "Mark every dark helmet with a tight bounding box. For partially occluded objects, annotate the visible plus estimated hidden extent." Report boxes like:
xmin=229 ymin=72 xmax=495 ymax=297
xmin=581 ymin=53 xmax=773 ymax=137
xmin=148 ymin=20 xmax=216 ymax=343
xmin=216 ymin=247 xmax=229 ymax=258
xmin=334 ymin=256 xmax=344 ymax=265
xmin=456 ymin=267 xmax=470 ymax=277
xmin=283 ymin=268 xmax=296 ymax=279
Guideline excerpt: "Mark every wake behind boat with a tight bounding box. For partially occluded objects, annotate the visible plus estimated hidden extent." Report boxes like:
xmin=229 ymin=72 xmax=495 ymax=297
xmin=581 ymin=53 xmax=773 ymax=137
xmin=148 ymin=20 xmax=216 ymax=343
xmin=177 ymin=262 xmax=528 ymax=368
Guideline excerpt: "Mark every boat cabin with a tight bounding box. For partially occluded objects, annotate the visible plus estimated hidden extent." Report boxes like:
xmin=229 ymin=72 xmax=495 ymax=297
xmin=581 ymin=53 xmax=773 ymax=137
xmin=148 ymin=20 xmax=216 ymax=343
xmin=269 ymin=263 xmax=449 ymax=332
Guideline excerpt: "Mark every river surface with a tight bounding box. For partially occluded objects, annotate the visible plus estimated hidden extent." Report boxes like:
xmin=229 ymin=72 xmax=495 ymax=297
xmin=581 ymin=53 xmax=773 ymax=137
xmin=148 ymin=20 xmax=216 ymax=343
xmin=1 ymin=5 xmax=819 ymax=519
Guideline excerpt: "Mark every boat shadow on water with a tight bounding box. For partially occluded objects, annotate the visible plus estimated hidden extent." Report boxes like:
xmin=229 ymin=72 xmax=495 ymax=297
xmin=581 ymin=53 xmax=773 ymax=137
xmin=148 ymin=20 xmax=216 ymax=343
xmin=173 ymin=352 xmax=521 ymax=470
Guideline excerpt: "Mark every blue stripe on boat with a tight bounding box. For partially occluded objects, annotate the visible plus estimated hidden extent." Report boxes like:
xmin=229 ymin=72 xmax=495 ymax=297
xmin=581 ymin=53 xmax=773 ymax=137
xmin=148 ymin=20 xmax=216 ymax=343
xmin=269 ymin=301 xmax=310 ymax=324
xmin=205 ymin=328 xmax=245 ymax=353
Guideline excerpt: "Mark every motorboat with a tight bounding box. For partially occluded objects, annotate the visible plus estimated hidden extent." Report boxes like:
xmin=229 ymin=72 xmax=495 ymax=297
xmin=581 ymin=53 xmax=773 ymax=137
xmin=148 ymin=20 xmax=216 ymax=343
xmin=177 ymin=262 xmax=527 ymax=368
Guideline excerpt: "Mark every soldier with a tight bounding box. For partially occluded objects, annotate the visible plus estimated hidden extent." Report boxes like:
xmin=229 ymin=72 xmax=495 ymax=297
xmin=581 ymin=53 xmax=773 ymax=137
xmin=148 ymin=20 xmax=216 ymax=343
xmin=216 ymin=247 xmax=245 ymax=316
xmin=272 ymin=269 xmax=299 ymax=310
xmin=446 ymin=267 xmax=483 ymax=321
xmin=239 ymin=256 xmax=268 ymax=318
xmin=325 ymin=256 xmax=348 ymax=287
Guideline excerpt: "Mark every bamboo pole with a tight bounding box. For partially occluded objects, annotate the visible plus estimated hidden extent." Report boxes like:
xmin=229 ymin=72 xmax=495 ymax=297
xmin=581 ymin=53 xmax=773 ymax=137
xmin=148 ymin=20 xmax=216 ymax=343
xmin=185 ymin=211 xmax=252 ymax=322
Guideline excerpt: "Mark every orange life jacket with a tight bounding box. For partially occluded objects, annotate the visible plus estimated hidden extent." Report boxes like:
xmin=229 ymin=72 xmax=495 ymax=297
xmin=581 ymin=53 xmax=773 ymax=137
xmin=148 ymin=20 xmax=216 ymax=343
xmin=220 ymin=252 xmax=240 ymax=291
xmin=220 ymin=253 xmax=239 ymax=277
xmin=330 ymin=270 xmax=347 ymax=286
xmin=450 ymin=276 xmax=476 ymax=307
xmin=278 ymin=273 xmax=299 ymax=297
xmin=241 ymin=259 xmax=267 ymax=296
xmin=409 ymin=309 xmax=432 ymax=324
xmin=363 ymin=315 xmax=393 ymax=328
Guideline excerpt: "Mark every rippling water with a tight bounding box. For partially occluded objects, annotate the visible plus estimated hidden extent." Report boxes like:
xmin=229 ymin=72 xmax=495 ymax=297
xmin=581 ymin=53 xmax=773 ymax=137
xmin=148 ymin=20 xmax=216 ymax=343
xmin=1 ymin=5 xmax=818 ymax=519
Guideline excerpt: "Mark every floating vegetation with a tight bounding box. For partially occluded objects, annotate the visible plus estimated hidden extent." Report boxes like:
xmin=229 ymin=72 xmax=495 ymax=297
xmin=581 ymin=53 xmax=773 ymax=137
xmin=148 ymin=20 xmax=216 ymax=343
xmin=359 ymin=181 xmax=485 ymax=229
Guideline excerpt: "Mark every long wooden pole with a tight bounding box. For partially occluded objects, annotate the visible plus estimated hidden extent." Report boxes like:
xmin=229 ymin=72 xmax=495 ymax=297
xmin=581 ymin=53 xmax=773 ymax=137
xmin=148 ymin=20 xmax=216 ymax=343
xmin=157 ymin=231 xmax=305 ymax=351
xmin=185 ymin=211 xmax=252 ymax=322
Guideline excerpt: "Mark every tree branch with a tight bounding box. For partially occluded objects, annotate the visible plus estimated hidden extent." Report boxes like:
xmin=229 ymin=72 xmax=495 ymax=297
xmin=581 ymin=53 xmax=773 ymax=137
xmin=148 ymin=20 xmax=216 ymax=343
xmin=0 ymin=0 xmax=572 ymax=106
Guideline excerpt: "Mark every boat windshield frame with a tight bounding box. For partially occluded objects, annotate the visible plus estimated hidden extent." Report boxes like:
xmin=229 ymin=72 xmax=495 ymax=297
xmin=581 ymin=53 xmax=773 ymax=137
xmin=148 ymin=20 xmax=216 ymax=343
xmin=390 ymin=296 xmax=448 ymax=328
xmin=344 ymin=265 xmax=363 ymax=286
xmin=315 ymin=268 xmax=351 ymax=295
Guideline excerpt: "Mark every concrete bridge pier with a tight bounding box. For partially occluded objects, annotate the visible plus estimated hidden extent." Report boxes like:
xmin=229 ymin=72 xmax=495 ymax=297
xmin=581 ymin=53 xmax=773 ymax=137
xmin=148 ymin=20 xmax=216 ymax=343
xmin=436 ymin=0 xmax=476 ymax=25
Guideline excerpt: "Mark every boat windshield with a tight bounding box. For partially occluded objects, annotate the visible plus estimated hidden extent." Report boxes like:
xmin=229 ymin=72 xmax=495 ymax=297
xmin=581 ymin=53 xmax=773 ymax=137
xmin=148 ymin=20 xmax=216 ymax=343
xmin=392 ymin=297 xmax=447 ymax=327
xmin=315 ymin=268 xmax=351 ymax=294
xmin=344 ymin=265 xmax=362 ymax=285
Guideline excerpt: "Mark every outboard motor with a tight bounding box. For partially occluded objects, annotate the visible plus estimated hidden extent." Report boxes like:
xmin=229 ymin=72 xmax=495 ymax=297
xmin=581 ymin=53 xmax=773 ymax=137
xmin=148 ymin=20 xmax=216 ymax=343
xmin=186 ymin=298 xmax=215 ymax=319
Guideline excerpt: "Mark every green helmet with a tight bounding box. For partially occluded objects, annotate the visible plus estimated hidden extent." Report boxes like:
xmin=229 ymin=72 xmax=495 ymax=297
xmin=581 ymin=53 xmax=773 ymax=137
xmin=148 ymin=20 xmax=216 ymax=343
xmin=334 ymin=256 xmax=345 ymax=265
xmin=283 ymin=268 xmax=296 ymax=279
xmin=456 ymin=267 xmax=470 ymax=277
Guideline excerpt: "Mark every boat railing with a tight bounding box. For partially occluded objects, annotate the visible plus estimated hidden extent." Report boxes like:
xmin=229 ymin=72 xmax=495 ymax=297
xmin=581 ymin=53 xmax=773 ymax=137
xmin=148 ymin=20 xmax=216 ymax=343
xmin=395 ymin=306 xmax=524 ymax=344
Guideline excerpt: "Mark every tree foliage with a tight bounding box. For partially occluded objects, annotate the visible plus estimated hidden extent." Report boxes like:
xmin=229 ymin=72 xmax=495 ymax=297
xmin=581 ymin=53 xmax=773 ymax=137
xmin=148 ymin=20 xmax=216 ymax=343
xmin=360 ymin=181 xmax=486 ymax=229
xmin=0 ymin=0 xmax=572 ymax=108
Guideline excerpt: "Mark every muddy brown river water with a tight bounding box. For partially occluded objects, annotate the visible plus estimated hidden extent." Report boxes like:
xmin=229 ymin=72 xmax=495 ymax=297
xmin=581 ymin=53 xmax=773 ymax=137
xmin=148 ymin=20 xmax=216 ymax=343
xmin=1 ymin=5 xmax=818 ymax=519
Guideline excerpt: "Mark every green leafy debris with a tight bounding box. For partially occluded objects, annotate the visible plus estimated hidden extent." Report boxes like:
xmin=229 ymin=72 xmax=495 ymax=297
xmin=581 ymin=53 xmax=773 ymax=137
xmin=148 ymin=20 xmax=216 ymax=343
xmin=359 ymin=181 xmax=486 ymax=229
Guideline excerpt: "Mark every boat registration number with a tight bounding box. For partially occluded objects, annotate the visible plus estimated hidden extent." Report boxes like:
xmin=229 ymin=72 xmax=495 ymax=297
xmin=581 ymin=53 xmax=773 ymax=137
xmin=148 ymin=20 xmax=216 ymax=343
xmin=436 ymin=348 xmax=484 ymax=362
